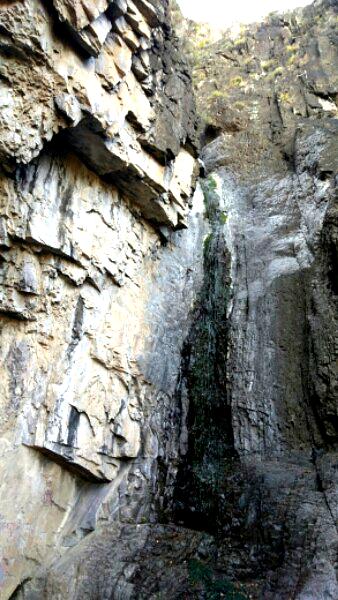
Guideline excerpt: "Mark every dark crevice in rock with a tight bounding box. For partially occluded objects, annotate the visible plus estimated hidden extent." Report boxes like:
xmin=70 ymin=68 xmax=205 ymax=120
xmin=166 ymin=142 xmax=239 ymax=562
xmin=8 ymin=578 xmax=32 ymax=600
xmin=67 ymin=296 xmax=85 ymax=358
xmin=173 ymin=176 xmax=237 ymax=536
xmin=39 ymin=0 xmax=98 ymax=60
xmin=66 ymin=405 xmax=81 ymax=447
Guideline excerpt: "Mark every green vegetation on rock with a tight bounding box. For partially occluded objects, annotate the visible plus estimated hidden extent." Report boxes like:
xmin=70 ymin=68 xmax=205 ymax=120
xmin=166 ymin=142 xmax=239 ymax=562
xmin=188 ymin=559 xmax=248 ymax=599
xmin=174 ymin=175 xmax=236 ymax=534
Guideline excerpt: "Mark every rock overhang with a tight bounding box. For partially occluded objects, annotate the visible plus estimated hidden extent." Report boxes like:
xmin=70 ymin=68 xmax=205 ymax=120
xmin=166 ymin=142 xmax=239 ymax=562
xmin=0 ymin=0 xmax=199 ymax=229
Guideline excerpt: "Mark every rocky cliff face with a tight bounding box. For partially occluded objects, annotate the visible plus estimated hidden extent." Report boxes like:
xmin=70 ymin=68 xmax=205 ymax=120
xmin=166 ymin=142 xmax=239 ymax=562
xmin=0 ymin=0 xmax=337 ymax=599
xmin=172 ymin=1 xmax=338 ymax=598
xmin=0 ymin=1 xmax=203 ymax=597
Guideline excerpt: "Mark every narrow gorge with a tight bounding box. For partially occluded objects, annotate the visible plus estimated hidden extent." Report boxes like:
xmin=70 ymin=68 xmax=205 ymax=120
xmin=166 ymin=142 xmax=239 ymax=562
xmin=0 ymin=0 xmax=337 ymax=598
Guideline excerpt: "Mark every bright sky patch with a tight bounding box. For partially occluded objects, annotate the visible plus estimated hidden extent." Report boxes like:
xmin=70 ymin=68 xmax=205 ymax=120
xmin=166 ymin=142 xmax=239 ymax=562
xmin=177 ymin=0 xmax=312 ymax=27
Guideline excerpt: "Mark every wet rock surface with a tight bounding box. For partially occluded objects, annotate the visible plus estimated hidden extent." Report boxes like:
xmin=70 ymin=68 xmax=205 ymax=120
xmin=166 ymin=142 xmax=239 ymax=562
xmin=0 ymin=0 xmax=337 ymax=599
xmin=171 ymin=1 xmax=338 ymax=598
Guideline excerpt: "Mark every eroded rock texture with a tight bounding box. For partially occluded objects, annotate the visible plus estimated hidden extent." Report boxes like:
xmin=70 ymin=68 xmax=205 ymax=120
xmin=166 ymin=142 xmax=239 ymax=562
xmin=0 ymin=1 xmax=203 ymax=597
xmin=0 ymin=0 xmax=337 ymax=599
xmin=172 ymin=1 xmax=338 ymax=598
xmin=0 ymin=0 xmax=198 ymax=228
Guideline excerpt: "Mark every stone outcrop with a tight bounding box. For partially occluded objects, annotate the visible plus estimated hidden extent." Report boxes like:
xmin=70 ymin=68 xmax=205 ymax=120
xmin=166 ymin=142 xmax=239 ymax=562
xmin=172 ymin=1 xmax=338 ymax=598
xmin=0 ymin=0 xmax=337 ymax=598
xmin=0 ymin=0 xmax=198 ymax=228
xmin=0 ymin=1 xmax=202 ymax=597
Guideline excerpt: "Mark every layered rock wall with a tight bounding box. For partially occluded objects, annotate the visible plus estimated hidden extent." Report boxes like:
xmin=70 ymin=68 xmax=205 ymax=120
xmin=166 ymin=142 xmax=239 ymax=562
xmin=0 ymin=1 xmax=202 ymax=597
xmin=172 ymin=2 xmax=338 ymax=597
xmin=0 ymin=1 xmax=337 ymax=599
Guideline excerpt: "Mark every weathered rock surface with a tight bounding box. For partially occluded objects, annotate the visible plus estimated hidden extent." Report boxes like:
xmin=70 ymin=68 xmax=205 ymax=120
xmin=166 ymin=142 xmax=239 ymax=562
xmin=0 ymin=1 xmax=203 ymax=597
xmin=0 ymin=0 xmax=337 ymax=599
xmin=172 ymin=2 xmax=338 ymax=598
xmin=0 ymin=0 xmax=198 ymax=228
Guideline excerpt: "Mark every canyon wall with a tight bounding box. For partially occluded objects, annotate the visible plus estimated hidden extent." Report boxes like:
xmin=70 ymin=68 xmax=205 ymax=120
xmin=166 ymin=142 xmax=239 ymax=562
xmin=0 ymin=1 xmax=204 ymax=597
xmin=173 ymin=1 xmax=338 ymax=598
xmin=0 ymin=0 xmax=337 ymax=599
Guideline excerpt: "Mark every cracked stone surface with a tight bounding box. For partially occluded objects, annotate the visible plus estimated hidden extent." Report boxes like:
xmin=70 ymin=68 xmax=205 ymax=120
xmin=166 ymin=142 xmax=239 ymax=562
xmin=0 ymin=1 xmax=205 ymax=597
xmin=0 ymin=0 xmax=198 ymax=228
xmin=172 ymin=2 xmax=338 ymax=598
xmin=0 ymin=0 xmax=337 ymax=599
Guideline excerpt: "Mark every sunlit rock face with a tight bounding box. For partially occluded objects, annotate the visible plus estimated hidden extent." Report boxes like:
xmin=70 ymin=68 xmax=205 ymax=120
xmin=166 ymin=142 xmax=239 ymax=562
xmin=0 ymin=1 xmax=203 ymax=597
xmin=0 ymin=0 xmax=337 ymax=598
xmin=171 ymin=1 xmax=338 ymax=598
xmin=0 ymin=0 xmax=198 ymax=228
